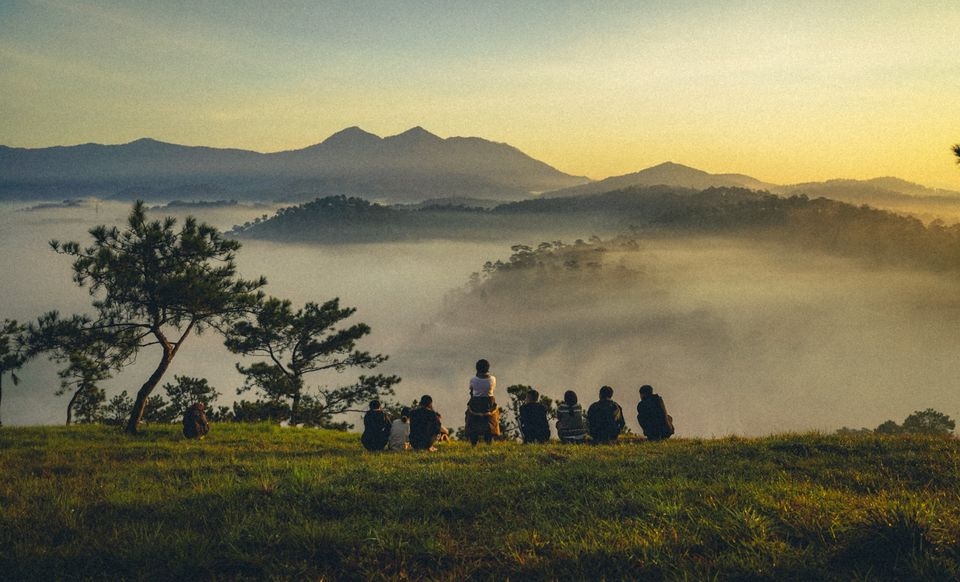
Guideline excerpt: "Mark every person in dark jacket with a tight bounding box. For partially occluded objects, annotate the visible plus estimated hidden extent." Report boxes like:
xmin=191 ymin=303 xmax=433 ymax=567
xmin=587 ymin=385 xmax=625 ymax=444
xmin=518 ymin=389 xmax=550 ymax=443
xmin=636 ymin=384 xmax=674 ymax=441
xmin=409 ymin=395 xmax=445 ymax=451
xmin=361 ymin=400 xmax=392 ymax=451
xmin=182 ymin=402 xmax=210 ymax=439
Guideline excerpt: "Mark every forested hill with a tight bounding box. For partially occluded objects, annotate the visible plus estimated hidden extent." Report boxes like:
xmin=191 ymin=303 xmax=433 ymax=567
xmin=230 ymin=187 xmax=960 ymax=272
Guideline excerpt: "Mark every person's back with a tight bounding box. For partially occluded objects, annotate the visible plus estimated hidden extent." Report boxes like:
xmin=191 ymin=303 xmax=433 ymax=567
xmin=519 ymin=389 xmax=550 ymax=444
xmin=587 ymin=386 xmax=625 ymax=444
xmin=556 ymin=390 xmax=587 ymax=444
xmin=637 ymin=385 xmax=674 ymax=441
xmin=469 ymin=359 xmax=497 ymax=399
xmin=182 ymin=403 xmax=210 ymax=440
xmin=388 ymin=408 xmax=411 ymax=451
xmin=409 ymin=396 xmax=442 ymax=450
xmin=361 ymin=401 xmax=392 ymax=451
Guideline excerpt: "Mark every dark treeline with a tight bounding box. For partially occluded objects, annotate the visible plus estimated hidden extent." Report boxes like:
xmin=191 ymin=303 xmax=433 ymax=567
xmin=230 ymin=188 xmax=960 ymax=272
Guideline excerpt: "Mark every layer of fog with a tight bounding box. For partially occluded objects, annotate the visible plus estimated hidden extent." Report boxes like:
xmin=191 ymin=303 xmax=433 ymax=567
xmin=407 ymin=241 xmax=960 ymax=436
xmin=2 ymin=200 xmax=959 ymax=437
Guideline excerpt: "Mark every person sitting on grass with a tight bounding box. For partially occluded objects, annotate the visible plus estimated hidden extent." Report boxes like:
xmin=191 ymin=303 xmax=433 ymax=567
xmin=409 ymin=395 xmax=446 ymax=451
xmin=182 ymin=402 xmax=210 ymax=440
xmin=636 ymin=384 xmax=675 ymax=441
xmin=587 ymin=385 xmax=626 ymax=444
xmin=556 ymin=390 xmax=588 ymax=444
xmin=361 ymin=400 xmax=392 ymax=451
xmin=388 ymin=407 xmax=412 ymax=451
xmin=519 ymin=388 xmax=550 ymax=444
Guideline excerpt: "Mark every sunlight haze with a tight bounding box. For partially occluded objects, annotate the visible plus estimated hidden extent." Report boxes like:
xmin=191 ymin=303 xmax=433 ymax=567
xmin=2 ymin=1 xmax=958 ymax=188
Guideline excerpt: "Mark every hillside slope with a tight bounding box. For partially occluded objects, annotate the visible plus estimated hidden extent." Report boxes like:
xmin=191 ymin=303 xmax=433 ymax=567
xmin=1 ymin=425 xmax=957 ymax=580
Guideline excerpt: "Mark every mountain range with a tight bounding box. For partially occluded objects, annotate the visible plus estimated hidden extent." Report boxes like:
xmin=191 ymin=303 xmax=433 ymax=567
xmin=2 ymin=128 xmax=958 ymax=209
xmin=0 ymin=127 xmax=587 ymax=203
xmin=544 ymin=161 xmax=960 ymax=208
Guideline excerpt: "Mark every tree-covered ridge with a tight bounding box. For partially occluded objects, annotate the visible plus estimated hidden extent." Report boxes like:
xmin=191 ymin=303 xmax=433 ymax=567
xmin=232 ymin=188 xmax=960 ymax=271
xmin=477 ymin=237 xmax=640 ymax=277
xmin=439 ymin=236 xmax=648 ymax=328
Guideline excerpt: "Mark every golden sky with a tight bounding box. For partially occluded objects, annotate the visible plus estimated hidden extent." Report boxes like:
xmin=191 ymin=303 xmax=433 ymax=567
xmin=2 ymin=1 xmax=959 ymax=188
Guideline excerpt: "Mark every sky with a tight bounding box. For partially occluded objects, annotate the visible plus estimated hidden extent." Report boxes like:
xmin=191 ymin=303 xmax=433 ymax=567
xmin=2 ymin=0 xmax=959 ymax=188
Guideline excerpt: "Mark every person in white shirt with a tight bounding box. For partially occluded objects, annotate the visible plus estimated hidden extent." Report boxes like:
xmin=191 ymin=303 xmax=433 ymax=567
xmin=469 ymin=358 xmax=496 ymax=399
xmin=387 ymin=407 xmax=411 ymax=451
xmin=466 ymin=359 xmax=500 ymax=445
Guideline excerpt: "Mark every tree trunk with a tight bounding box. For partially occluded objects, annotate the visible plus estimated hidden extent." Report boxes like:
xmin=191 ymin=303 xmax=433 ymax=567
xmin=291 ymin=391 xmax=301 ymax=425
xmin=125 ymin=322 xmax=194 ymax=434
xmin=66 ymin=387 xmax=81 ymax=426
xmin=0 ymin=374 xmax=4 ymax=427
xmin=125 ymin=345 xmax=174 ymax=434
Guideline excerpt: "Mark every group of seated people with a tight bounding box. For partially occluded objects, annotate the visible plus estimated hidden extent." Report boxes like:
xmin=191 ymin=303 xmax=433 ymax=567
xmin=361 ymin=359 xmax=674 ymax=451
xmin=361 ymin=394 xmax=451 ymax=452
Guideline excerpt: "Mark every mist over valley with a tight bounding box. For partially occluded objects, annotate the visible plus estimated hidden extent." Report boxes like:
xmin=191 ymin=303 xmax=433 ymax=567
xmin=3 ymin=186 xmax=959 ymax=436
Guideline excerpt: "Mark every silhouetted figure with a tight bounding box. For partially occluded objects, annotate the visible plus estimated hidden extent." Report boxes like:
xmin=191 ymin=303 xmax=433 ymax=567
xmin=182 ymin=402 xmax=210 ymax=439
xmin=556 ymin=390 xmax=588 ymax=444
xmin=388 ymin=407 xmax=412 ymax=451
xmin=409 ymin=395 xmax=445 ymax=451
xmin=465 ymin=358 xmax=500 ymax=445
xmin=587 ymin=385 xmax=625 ymax=444
xmin=519 ymin=389 xmax=550 ymax=444
xmin=467 ymin=359 xmax=497 ymax=411
xmin=636 ymin=384 xmax=674 ymax=441
xmin=361 ymin=400 xmax=392 ymax=451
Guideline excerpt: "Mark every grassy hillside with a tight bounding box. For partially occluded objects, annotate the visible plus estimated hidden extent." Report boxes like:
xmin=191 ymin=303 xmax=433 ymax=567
xmin=1 ymin=424 xmax=958 ymax=580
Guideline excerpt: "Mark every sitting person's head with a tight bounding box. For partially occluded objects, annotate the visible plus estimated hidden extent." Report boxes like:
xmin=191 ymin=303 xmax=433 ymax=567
xmin=419 ymin=394 xmax=433 ymax=408
xmin=400 ymin=407 xmax=411 ymax=421
xmin=599 ymin=385 xmax=614 ymax=400
xmin=564 ymin=390 xmax=578 ymax=405
xmin=525 ymin=389 xmax=540 ymax=404
xmin=369 ymin=400 xmax=381 ymax=410
xmin=639 ymin=385 xmax=654 ymax=398
xmin=475 ymin=359 xmax=490 ymax=376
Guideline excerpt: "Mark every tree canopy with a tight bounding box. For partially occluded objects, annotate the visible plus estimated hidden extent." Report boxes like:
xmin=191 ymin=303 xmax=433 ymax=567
xmin=28 ymin=311 xmax=136 ymax=425
xmin=50 ymin=201 xmax=266 ymax=433
xmin=901 ymin=408 xmax=955 ymax=436
xmin=0 ymin=319 xmax=29 ymax=427
xmin=224 ymin=296 xmax=399 ymax=428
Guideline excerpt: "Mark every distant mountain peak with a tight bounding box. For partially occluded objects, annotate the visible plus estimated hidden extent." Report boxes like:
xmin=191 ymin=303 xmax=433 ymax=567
xmin=645 ymin=161 xmax=710 ymax=174
xmin=127 ymin=137 xmax=163 ymax=146
xmin=544 ymin=161 xmax=775 ymax=199
xmin=388 ymin=126 xmax=443 ymax=143
xmin=321 ymin=126 xmax=381 ymax=147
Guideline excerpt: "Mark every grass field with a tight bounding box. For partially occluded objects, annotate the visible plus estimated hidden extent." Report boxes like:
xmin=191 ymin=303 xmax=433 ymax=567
xmin=1 ymin=424 xmax=958 ymax=581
